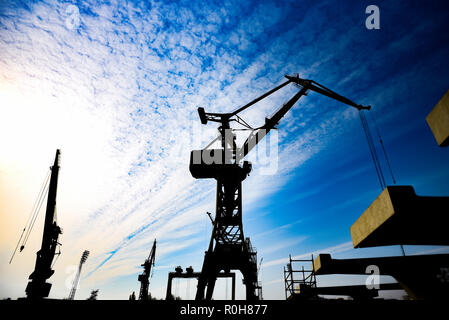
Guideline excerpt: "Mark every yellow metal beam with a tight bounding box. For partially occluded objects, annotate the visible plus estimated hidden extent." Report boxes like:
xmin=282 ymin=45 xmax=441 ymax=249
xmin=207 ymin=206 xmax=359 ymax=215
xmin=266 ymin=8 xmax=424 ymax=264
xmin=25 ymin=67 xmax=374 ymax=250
xmin=350 ymin=186 xmax=449 ymax=248
xmin=426 ymin=89 xmax=449 ymax=147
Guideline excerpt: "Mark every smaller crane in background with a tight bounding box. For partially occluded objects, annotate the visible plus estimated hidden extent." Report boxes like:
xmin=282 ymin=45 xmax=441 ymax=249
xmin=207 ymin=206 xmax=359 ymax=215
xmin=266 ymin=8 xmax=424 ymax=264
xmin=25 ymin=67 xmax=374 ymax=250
xmin=68 ymin=250 xmax=90 ymax=300
xmin=10 ymin=149 xmax=63 ymax=299
xmin=138 ymin=239 xmax=156 ymax=300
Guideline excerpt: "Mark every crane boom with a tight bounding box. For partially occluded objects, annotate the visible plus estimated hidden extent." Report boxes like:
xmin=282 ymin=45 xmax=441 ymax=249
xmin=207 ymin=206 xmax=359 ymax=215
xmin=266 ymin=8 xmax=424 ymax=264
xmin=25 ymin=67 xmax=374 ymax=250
xmin=198 ymin=79 xmax=293 ymax=124
xmin=194 ymin=74 xmax=371 ymax=168
xmin=68 ymin=250 xmax=89 ymax=300
xmin=285 ymin=75 xmax=369 ymax=110
xmin=235 ymin=86 xmax=308 ymax=162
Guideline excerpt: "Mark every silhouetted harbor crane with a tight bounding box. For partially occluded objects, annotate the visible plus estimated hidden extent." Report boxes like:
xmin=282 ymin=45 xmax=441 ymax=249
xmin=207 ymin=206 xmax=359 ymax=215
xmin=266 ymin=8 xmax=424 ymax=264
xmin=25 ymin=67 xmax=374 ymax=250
xmin=190 ymin=74 xmax=369 ymax=300
xmin=138 ymin=239 xmax=156 ymax=300
xmin=68 ymin=250 xmax=90 ymax=300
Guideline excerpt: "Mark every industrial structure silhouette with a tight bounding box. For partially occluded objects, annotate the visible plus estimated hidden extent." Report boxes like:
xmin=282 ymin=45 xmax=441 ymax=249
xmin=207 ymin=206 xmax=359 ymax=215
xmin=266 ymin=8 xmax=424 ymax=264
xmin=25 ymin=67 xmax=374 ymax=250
xmin=8 ymin=77 xmax=449 ymax=302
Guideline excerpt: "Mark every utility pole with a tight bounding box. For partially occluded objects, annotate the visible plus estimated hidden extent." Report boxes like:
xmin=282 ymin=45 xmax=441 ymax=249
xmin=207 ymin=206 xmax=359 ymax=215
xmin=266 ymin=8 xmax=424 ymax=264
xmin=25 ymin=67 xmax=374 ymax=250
xmin=138 ymin=239 xmax=156 ymax=300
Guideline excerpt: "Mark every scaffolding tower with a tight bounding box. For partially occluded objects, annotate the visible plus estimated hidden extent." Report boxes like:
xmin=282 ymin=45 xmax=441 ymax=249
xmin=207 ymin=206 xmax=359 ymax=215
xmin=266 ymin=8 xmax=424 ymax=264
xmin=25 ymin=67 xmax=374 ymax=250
xmin=284 ymin=255 xmax=317 ymax=300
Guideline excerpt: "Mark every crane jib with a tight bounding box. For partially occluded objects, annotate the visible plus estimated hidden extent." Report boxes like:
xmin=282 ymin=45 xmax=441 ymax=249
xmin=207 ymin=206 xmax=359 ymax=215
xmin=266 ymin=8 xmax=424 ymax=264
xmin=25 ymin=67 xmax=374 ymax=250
xmin=189 ymin=74 xmax=376 ymax=301
xmin=191 ymin=74 xmax=372 ymax=173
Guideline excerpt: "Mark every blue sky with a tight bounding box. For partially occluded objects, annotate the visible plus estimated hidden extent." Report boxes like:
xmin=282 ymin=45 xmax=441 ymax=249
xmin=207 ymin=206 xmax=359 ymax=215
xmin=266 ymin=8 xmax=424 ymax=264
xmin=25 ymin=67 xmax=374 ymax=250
xmin=1 ymin=0 xmax=449 ymax=300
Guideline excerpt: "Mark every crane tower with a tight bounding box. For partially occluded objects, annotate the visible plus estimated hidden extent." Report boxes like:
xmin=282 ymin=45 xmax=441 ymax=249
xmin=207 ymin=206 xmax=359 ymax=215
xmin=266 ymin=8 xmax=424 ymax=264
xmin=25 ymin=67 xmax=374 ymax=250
xmin=138 ymin=239 xmax=156 ymax=300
